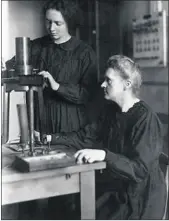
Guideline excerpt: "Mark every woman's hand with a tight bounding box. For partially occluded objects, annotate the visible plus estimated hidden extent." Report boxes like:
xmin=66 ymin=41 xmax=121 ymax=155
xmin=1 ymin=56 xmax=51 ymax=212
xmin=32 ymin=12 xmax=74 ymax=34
xmin=39 ymin=71 xmax=60 ymax=91
xmin=74 ymin=149 xmax=106 ymax=164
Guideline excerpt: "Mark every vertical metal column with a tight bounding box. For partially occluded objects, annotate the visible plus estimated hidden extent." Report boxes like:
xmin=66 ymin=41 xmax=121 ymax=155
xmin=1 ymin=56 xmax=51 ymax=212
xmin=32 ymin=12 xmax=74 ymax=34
xmin=27 ymin=87 xmax=35 ymax=155
xmin=2 ymin=84 xmax=10 ymax=144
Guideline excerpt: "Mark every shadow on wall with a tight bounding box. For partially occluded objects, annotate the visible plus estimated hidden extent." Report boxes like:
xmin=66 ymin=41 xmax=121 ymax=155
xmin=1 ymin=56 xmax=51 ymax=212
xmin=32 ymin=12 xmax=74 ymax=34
xmin=86 ymin=83 xmax=106 ymax=122
xmin=122 ymin=28 xmax=133 ymax=58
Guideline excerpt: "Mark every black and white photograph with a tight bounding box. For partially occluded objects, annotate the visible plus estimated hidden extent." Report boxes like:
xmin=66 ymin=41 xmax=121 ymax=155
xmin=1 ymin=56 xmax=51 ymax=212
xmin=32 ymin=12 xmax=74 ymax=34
xmin=1 ymin=0 xmax=168 ymax=219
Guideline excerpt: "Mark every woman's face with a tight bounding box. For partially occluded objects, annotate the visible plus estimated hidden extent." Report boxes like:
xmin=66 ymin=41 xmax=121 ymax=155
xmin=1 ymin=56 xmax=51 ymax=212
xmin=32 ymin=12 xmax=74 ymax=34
xmin=45 ymin=9 xmax=69 ymax=42
xmin=101 ymin=68 xmax=126 ymax=102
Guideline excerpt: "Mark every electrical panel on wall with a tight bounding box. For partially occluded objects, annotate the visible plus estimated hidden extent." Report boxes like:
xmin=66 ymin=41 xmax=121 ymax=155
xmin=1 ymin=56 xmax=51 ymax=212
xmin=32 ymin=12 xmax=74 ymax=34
xmin=132 ymin=10 xmax=168 ymax=67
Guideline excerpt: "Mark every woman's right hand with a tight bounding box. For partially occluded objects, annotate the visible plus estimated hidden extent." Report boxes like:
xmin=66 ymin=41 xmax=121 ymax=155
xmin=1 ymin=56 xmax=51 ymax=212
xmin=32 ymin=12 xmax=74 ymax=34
xmin=39 ymin=71 xmax=60 ymax=91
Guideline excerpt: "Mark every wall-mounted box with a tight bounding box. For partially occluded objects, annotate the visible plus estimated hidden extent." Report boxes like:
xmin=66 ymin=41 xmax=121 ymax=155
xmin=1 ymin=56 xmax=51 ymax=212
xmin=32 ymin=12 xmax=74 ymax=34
xmin=132 ymin=10 xmax=168 ymax=67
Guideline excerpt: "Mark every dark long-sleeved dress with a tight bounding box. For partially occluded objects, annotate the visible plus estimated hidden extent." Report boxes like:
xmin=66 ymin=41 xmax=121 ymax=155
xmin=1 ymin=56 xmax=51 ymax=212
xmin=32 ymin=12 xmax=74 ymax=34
xmin=6 ymin=35 xmax=97 ymax=134
xmin=50 ymin=100 xmax=166 ymax=219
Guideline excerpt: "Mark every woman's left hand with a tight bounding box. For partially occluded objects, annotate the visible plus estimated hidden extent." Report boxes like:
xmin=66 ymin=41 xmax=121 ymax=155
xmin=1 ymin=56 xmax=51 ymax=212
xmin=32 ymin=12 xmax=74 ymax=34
xmin=74 ymin=149 xmax=106 ymax=164
xmin=39 ymin=71 xmax=60 ymax=91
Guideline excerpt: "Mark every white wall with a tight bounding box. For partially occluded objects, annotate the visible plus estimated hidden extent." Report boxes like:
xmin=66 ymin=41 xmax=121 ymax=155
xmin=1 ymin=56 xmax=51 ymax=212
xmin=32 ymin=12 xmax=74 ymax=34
xmin=7 ymin=1 xmax=46 ymax=58
xmin=2 ymin=1 xmax=46 ymax=141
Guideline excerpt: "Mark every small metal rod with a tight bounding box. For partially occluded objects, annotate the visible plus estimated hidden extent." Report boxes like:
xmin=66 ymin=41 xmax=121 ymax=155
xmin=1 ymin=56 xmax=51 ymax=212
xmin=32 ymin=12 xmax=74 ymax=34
xmin=28 ymin=86 xmax=35 ymax=156
xmin=37 ymin=87 xmax=45 ymax=142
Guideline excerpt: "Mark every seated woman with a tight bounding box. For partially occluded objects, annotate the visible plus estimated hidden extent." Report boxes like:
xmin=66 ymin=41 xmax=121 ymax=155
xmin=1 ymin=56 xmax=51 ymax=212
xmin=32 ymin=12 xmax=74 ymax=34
xmin=46 ymin=55 xmax=166 ymax=219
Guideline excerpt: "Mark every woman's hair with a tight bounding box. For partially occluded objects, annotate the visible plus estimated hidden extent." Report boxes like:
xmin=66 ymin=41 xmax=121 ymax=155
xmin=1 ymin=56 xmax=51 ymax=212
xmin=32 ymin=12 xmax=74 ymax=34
xmin=107 ymin=55 xmax=142 ymax=96
xmin=43 ymin=0 xmax=81 ymax=30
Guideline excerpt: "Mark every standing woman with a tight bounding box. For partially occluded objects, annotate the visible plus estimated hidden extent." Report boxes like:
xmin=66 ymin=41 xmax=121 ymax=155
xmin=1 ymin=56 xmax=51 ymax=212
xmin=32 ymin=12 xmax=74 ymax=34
xmin=33 ymin=0 xmax=97 ymax=137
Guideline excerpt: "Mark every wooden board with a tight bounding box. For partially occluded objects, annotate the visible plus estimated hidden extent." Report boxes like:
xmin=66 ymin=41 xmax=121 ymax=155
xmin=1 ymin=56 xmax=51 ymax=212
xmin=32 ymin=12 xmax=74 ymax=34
xmin=13 ymin=151 xmax=76 ymax=172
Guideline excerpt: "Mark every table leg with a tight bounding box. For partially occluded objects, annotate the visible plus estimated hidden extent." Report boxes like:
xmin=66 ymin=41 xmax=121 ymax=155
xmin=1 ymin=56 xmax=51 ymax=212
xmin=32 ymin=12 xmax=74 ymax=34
xmin=80 ymin=170 xmax=95 ymax=219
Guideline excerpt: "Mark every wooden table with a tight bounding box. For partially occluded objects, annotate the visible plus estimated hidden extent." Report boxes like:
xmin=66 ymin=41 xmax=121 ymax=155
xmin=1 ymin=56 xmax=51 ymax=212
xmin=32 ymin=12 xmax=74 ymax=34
xmin=2 ymin=145 xmax=106 ymax=219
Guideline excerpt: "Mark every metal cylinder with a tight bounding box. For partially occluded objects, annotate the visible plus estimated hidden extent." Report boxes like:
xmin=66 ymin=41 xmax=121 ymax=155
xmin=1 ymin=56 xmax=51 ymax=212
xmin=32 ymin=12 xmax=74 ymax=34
xmin=17 ymin=104 xmax=29 ymax=144
xmin=15 ymin=37 xmax=31 ymax=66
xmin=15 ymin=65 xmax=32 ymax=76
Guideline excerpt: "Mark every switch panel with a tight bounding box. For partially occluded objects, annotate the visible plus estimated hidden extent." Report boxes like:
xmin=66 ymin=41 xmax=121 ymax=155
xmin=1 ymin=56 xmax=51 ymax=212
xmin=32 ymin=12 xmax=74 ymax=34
xmin=132 ymin=10 xmax=168 ymax=67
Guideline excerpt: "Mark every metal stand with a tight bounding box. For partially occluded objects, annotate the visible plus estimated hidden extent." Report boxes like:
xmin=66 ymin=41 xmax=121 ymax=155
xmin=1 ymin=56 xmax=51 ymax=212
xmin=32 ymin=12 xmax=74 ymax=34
xmin=1 ymin=37 xmax=75 ymax=172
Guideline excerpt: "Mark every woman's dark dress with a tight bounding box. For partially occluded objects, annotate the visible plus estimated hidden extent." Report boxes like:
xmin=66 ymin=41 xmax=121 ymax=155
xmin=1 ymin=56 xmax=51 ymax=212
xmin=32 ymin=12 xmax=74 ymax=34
xmin=6 ymin=35 xmax=97 ymax=134
xmin=32 ymin=35 xmax=97 ymax=133
xmin=51 ymin=100 xmax=167 ymax=219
